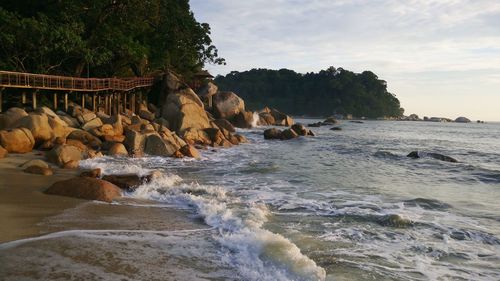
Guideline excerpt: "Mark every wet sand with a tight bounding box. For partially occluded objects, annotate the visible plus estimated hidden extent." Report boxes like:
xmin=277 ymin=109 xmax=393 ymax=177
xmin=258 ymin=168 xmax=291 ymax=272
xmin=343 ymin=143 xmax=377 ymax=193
xmin=0 ymin=151 xmax=82 ymax=243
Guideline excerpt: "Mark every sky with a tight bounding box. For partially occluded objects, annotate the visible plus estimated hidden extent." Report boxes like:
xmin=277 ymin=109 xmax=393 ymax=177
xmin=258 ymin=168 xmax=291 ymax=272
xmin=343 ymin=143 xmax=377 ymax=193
xmin=190 ymin=0 xmax=500 ymax=121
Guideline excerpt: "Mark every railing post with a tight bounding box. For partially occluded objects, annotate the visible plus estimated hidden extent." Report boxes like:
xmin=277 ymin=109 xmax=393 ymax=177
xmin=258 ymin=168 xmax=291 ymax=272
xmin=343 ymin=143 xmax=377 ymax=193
xmin=81 ymin=93 xmax=85 ymax=109
xmin=92 ymin=93 xmax=96 ymax=112
xmin=32 ymin=91 xmax=37 ymax=109
xmin=64 ymin=92 xmax=69 ymax=112
xmin=53 ymin=93 xmax=58 ymax=110
xmin=131 ymin=92 xmax=136 ymax=114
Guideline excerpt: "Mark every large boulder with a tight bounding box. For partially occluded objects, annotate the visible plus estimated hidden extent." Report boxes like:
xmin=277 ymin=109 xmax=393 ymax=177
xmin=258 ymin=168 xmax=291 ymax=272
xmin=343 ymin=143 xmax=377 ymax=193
xmin=44 ymin=177 xmax=122 ymax=203
xmin=264 ymin=128 xmax=282 ymax=140
xmin=270 ymin=109 xmax=294 ymax=126
xmin=82 ymin=117 xmax=103 ymax=131
xmin=102 ymin=173 xmax=157 ymax=192
xmin=14 ymin=114 xmax=53 ymax=143
xmin=197 ymin=82 xmax=218 ymax=101
xmin=159 ymin=127 xmax=187 ymax=152
xmin=232 ymin=111 xmax=255 ymax=129
xmin=258 ymin=112 xmax=275 ymax=126
xmin=291 ymin=124 xmax=308 ymax=136
xmin=0 ymin=128 xmax=35 ymax=153
xmin=0 ymin=107 xmax=28 ymax=129
xmin=67 ymin=129 xmax=102 ymax=149
xmin=162 ymin=88 xmax=211 ymax=134
xmin=108 ymin=143 xmax=128 ymax=156
xmin=19 ymin=159 xmax=49 ymax=169
xmin=213 ymin=91 xmax=245 ymax=119
xmin=144 ymin=134 xmax=176 ymax=156
xmin=46 ymin=145 xmax=83 ymax=167
xmin=213 ymin=119 xmax=235 ymax=133
xmin=59 ymin=115 xmax=80 ymax=127
xmin=180 ymin=145 xmax=201 ymax=159
xmin=181 ymin=127 xmax=211 ymax=146
xmin=281 ymin=128 xmax=299 ymax=140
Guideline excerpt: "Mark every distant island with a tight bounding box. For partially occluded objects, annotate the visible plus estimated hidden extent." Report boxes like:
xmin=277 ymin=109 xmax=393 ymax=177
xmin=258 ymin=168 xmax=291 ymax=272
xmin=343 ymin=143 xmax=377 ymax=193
xmin=215 ymin=67 xmax=404 ymax=119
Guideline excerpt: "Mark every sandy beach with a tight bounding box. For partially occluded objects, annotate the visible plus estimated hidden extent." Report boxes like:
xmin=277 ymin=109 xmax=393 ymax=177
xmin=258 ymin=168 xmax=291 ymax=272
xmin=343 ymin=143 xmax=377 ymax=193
xmin=0 ymin=152 xmax=83 ymax=243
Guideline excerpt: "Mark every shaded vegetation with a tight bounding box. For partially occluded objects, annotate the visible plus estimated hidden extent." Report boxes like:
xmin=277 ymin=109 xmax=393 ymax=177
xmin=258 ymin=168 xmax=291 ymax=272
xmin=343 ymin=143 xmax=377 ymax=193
xmin=215 ymin=67 xmax=404 ymax=118
xmin=0 ymin=0 xmax=224 ymax=77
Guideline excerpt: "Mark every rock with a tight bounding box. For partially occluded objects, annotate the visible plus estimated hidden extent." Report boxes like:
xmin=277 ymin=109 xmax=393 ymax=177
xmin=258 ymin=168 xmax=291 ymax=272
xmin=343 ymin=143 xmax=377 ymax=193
xmin=46 ymin=145 xmax=83 ymax=167
xmin=82 ymin=117 xmax=103 ymax=131
xmin=144 ymin=133 xmax=176 ymax=156
xmin=100 ymin=124 xmax=115 ymax=136
xmin=181 ymin=127 xmax=211 ymax=146
xmin=35 ymin=106 xmax=58 ymax=118
xmin=48 ymin=116 xmax=71 ymax=139
xmin=204 ymin=128 xmax=226 ymax=146
xmin=77 ymin=112 xmax=97 ymax=124
xmin=66 ymin=139 xmax=88 ymax=152
xmin=59 ymin=115 xmax=80 ymax=127
xmin=235 ymin=134 xmax=248 ymax=143
xmin=0 ymin=107 xmax=28 ymax=129
xmin=264 ymin=128 xmax=282 ymax=140
xmin=330 ymin=127 xmax=342 ymax=131
xmin=378 ymin=214 xmax=413 ymax=228
xmin=270 ymin=109 xmax=294 ymax=126
xmin=173 ymin=150 xmax=184 ymax=158
xmin=350 ymin=121 xmax=364 ymax=124
xmin=291 ymin=124 xmax=308 ymax=136
xmin=258 ymin=112 xmax=275 ymax=126
xmin=80 ymin=168 xmax=102 ymax=178
xmin=161 ymin=87 xmax=210 ymax=134
xmin=281 ymin=128 xmax=299 ymax=140
xmin=14 ymin=114 xmax=53 ymax=143
xmin=407 ymin=151 xmax=458 ymax=163
xmin=0 ymin=145 xmax=7 ymax=158
xmin=213 ymin=91 xmax=245 ymax=119
xmin=108 ymin=143 xmax=128 ymax=156
xmin=63 ymin=160 xmax=80 ymax=169
xmin=180 ymin=145 xmax=201 ymax=159
xmin=24 ymin=165 xmax=53 ymax=176
xmin=123 ymin=129 xmax=146 ymax=156
xmin=44 ymin=177 xmax=122 ymax=203
xmin=102 ymin=174 xmax=154 ymax=192
xmin=308 ymin=122 xmax=322 ymax=127
xmin=232 ymin=111 xmax=254 ymax=129
xmin=139 ymin=109 xmax=155 ymax=122
xmin=455 ymin=117 xmax=471 ymax=123
xmin=197 ymin=82 xmax=218 ymax=101
xmin=159 ymin=127 xmax=186 ymax=153
xmin=104 ymin=134 xmax=126 ymax=143
xmin=213 ymin=119 xmax=235 ymax=133
xmin=0 ymin=128 xmax=35 ymax=153
xmin=323 ymin=117 xmax=338 ymax=124
xmin=19 ymin=159 xmax=49 ymax=169
xmin=67 ymin=129 xmax=102 ymax=149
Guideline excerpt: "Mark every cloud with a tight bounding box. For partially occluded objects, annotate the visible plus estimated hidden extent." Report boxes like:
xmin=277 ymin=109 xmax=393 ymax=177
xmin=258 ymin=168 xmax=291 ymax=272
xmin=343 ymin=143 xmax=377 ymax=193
xmin=191 ymin=0 xmax=500 ymax=120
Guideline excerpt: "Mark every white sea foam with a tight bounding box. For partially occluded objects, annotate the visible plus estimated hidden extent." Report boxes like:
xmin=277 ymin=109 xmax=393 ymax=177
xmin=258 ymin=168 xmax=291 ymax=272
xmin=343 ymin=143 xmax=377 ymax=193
xmin=129 ymin=172 xmax=327 ymax=281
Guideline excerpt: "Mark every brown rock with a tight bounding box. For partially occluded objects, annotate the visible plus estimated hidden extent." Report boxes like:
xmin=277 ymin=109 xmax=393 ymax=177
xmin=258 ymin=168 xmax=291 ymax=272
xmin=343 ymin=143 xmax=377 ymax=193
xmin=180 ymin=145 xmax=201 ymax=159
xmin=66 ymin=139 xmax=88 ymax=152
xmin=14 ymin=114 xmax=53 ymax=143
xmin=258 ymin=112 xmax=275 ymax=126
xmin=0 ymin=145 xmax=7 ymax=158
xmin=181 ymin=127 xmax=211 ymax=146
xmin=19 ymin=159 xmax=49 ymax=169
xmin=0 ymin=128 xmax=35 ymax=153
xmin=213 ymin=119 xmax=236 ymax=133
xmin=59 ymin=115 xmax=79 ymax=127
xmin=281 ymin=128 xmax=299 ymax=140
xmin=67 ymin=129 xmax=102 ymax=149
xmin=235 ymin=134 xmax=248 ymax=144
xmin=100 ymin=124 xmax=115 ymax=136
xmin=204 ymin=128 xmax=226 ymax=146
xmin=63 ymin=160 xmax=80 ymax=169
xmin=232 ymin=111 xmax=255 ymax=129
xmin=144 ymin=134 xmax=176 ymax=156
xmin=173 ymin=150 xmax=184 ymax=158
xmin=46 ymin=145 xmax=82 ymax=167
xmin=80 ymin=168 xmax=102 ymax=178
xmin=82 ymin=117 xmax=103 ymax=131
xmin=102 ymin=174 xmax=153 ymax=192
xmin=104 ymin=134 xmax=125 ymax=143
xmin=270 ymin=109 xmax=294 ymax=126
xmin=139 ymin=109 xmax=155 ymax=122
xmin=108 ymin=143 xmax=128 ymax=156
xmin=213 ymin=91 xmax=245 ymax=119
xmin=264 ymin=128 xmax=282 ymax=140
xmin=24 ymin=165 xmax=53 ymax=176
xmin=44 ymin=177 xmax=122 ymax=203
xmin=291 ymin=124 xmax=308 ymax=136
xmin=0 ymin=107 xmax=28 ymax=129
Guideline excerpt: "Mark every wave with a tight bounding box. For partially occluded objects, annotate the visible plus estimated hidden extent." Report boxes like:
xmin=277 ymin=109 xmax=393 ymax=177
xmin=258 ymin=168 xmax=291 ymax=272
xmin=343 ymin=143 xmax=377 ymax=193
xmin=129 ymin=173 xmax=327 ymax=281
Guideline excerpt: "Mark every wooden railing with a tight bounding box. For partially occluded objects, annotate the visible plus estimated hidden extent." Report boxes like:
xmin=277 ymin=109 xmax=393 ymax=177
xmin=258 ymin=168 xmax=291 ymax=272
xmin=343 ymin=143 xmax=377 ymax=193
xmin=0 ymin=71 xmax=155 ymax=92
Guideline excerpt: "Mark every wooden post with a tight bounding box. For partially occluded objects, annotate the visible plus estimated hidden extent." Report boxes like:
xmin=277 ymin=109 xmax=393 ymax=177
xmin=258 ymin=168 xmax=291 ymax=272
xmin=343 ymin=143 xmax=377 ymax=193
xmin=0 ymin=88 xmax=3 ymax=113
xmin=81 ymin=93 xmax=85 ymax=109
xmin=64 ymin=93 xmax=69 ymax=112
xmin=32 ymin=91 xmax=37 ymax=109
xmin=53 ymin=93 xmax=58 ymax=110
xmin=131 ymin=93 xmax=136 ymax=114
xmin=123 ymin=93 xmax=127 ymax=113
xmin=117 ymin=92 xmax=121 ymax=114
xmin=105 ymin=94 xmax=110 ymax=115
xmin=92 ymin=93 xmax=96 ymax=112
xmin=22 ymin=92 xmax=27 ymax=104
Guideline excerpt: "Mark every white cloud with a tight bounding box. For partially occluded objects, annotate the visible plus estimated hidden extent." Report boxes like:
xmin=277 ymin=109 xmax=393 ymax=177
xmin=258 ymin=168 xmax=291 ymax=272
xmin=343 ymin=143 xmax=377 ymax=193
xmin=191 ymin=0 xmax=500 ymax=120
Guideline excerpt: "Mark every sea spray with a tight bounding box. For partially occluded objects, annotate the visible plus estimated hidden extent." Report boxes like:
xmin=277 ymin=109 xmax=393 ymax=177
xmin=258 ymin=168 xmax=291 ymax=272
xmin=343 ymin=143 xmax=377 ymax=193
xmin=131 ymin=173 xmax=326 ymax=281
xmin=251 ymin=112 xmax=260 ymax=128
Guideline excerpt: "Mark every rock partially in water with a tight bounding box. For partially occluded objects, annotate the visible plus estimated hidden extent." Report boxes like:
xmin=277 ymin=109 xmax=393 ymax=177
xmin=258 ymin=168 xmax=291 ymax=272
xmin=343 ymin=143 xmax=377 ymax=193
xmin=407 ymin=151 xmax=458 ymax=163
xmin=102 ymin=173 xmax=157 ymax=192
xmin=264 ymin=128 xmax=282 ymax=140
xmin=378 ymin=214 xmax=414 ymax=228
xmin=44 ymin=177 xmax=121 ymax=203
xmin=330 ymin=127 xmax=342 ymax=131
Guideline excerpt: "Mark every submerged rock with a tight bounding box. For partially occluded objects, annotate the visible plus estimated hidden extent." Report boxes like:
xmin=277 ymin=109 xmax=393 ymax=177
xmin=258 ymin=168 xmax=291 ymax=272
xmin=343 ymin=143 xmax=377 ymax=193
xmin=407 ymin=151 xmax=458 ymax=163
xmin=264 ymin=128 xmax=282 ymax=140
xmin=378 ymin=214 xmax=413 ymax=228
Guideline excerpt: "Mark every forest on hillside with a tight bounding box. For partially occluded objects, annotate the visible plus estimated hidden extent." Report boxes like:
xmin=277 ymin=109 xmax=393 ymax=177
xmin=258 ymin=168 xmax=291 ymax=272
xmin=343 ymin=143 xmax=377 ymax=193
xmin=215 ymin=67 xmax=404 ymax=118
xmin=0 ymin=0 xmax=224 ymax=78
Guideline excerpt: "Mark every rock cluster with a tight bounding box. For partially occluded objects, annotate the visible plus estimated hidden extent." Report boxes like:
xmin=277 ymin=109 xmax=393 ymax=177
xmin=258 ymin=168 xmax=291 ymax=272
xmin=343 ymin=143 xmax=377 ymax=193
xmin=264 ymin=124 xmax=315 ymax=140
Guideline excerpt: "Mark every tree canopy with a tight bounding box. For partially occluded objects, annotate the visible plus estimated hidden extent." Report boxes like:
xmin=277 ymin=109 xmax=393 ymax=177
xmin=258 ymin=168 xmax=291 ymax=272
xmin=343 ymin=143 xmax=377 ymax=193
xmin=0 ymin=0 xmax=224 ymax=77
xmin=215 ymin=67 xmax=404 ymax=118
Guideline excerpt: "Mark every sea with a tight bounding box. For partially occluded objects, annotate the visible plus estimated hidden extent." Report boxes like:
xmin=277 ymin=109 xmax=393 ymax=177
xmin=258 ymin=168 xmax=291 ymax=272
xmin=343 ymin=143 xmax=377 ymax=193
xmin=1 ymin=120 xmax=499 ymax=281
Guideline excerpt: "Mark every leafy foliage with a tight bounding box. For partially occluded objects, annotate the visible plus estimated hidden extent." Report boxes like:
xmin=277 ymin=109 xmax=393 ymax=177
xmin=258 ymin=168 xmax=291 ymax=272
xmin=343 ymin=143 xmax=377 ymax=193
xmin=0 ymin=0 xmax=224 ymax=77
xmin=215 ymin=67 xmax=403 ymax=118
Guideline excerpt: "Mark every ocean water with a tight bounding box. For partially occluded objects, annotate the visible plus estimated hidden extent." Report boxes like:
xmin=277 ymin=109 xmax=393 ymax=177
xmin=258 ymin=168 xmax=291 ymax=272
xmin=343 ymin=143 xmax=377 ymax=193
xmin=2 ymin=120 xmax=499 ymax=280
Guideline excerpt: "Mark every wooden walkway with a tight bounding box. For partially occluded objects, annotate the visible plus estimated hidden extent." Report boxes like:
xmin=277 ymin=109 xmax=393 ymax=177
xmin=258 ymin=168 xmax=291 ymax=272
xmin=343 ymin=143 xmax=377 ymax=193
xmin=0 ymin=71 xmax=156 ymax=114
